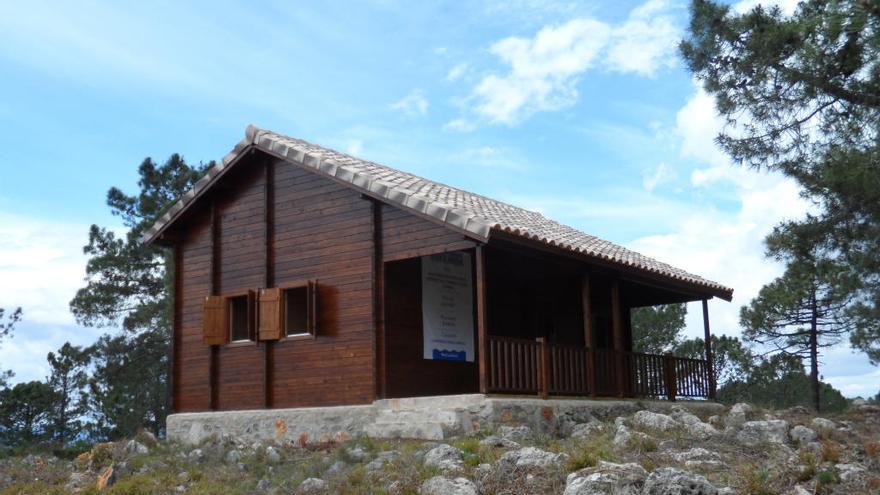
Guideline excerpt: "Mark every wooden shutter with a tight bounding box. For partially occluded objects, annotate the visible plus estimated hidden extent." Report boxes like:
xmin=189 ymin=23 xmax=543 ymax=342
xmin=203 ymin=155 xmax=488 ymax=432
xmin=202 ymin=295 xmax=227 ymax=345
xmin=308 ymin=280 xmax=319 ymax=336
xmin=258 ymin=288 xmax=283 ymax=341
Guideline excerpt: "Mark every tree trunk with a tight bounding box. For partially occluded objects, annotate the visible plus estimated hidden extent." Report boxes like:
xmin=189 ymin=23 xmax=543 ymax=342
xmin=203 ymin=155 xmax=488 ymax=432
xmin=809 ymin=291 xmax=820 ymax=413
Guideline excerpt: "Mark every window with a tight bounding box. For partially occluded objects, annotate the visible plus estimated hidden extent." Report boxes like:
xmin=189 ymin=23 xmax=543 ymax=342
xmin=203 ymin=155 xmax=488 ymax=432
xmin=228 ymin=295 xmax=253 ymax=342
xmin=284 ymin=286 xmax=309 ymax=336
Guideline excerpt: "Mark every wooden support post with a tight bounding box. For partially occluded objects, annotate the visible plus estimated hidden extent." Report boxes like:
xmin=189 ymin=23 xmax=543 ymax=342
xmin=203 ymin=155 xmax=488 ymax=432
xmin=537 ymin=337 xmax=549 ymax=399
xmin=209 ymin=200 xmax=220 ymax=411
xmin=371 ymin=200 xmax=386 ymax=400
xmin=475 ymin=246 xmax=489 ymax=394
xmin=702 ymin=299 xmax=716 ymax=400
xmin=664 ymin=353 xmax=677 ymax=401
xmin=169 ymin=245 xmax=181 ymax=414
xmin=262 ymin=159 xmax=274 ymax=409
xmin=581 ymin=275 xmax=596 ymax=397
xmin=610 ymin=280 xmax=625 ymax=397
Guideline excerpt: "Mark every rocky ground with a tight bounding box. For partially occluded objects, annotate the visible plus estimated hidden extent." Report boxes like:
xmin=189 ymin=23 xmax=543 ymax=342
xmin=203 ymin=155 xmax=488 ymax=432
xmin=1 ymin=402 xmax=878 ymax=494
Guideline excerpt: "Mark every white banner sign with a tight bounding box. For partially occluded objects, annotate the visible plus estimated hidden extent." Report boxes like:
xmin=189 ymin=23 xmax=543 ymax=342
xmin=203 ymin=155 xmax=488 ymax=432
xmin=422 ymin=251 xmax=474 ymax=362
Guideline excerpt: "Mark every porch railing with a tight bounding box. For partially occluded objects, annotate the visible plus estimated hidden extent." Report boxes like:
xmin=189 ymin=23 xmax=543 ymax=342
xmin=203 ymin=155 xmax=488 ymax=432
xmin=486 ymin=335 xmax=711 ymax=400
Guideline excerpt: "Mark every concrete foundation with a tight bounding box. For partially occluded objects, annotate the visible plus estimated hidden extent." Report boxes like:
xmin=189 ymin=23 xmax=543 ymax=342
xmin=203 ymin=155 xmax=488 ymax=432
xmin=166 ymin=394 xmax=725 ymax=445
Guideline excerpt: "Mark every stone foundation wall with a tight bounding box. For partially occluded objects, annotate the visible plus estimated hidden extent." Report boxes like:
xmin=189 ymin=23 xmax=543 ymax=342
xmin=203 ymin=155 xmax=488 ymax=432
xmin=166 ymin=394 xmax=726 ymax=445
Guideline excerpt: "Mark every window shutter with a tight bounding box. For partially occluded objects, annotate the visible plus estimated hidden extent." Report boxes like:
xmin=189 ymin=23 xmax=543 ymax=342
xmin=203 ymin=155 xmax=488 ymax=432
xmin=258 ymin=288 xmax=283 ymax=340
xmin=202 ymin=295 xmax=227 ymax=345
xmin=246 ymin=289 xmax=256 ymax=340
xmin=308 ymin=280 xmax=318 ymax=336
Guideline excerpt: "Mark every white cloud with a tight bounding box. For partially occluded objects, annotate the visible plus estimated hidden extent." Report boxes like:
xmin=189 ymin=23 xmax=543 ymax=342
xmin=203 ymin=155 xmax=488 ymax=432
xmin=642 ymin=162 xmax=673 ymax=192
xmin=452 ymin=146 xmax=525 ymax=170
xmin=473 ymin=17 xmax=610 ymax=124
xmin=0 ymin=211 xmax=91 ymax=326
xmin=606 ymin=0 xmax=681 ymax=76
xmin=733 ymin=0 xmax=800 ymax=15
xmin=443 ymin=118 xmax=477 ymax=132
xmin=0 ymin=211 xmax=109 ymax=383
xmin=445 ymin=63 xmax=469 ymax=82
xmin=676 ymin=83 xmax=730 ymax=168
xmin=465 ymin=0 xmax=681 ymax=125
xmin=390 ymin=89 xmax=429 ymax=117
xmin=345 ymin=139 xmax=364 ymax=156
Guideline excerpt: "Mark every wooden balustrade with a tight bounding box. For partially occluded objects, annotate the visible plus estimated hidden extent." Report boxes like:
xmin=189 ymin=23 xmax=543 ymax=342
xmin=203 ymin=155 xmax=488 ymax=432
xmin=485 ymin=335 xmax=711 ymax=400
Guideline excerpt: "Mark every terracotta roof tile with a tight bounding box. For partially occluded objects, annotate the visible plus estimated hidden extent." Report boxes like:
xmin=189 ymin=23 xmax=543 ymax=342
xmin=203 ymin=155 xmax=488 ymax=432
xmin=142 ymin=125 xmax=733 ymax=299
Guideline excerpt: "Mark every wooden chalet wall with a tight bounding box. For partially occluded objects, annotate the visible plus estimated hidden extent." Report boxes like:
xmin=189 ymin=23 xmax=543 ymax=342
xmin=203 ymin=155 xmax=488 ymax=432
xmin=172 ymin=151 xmax=486 ymax=412
xmin=379 ymin=204 xmax=478 ymax=398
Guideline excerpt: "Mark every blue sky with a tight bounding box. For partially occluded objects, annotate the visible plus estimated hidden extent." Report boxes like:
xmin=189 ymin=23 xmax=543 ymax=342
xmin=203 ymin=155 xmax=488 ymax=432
xmin=0 ymin=0 xmax=876 ymax=396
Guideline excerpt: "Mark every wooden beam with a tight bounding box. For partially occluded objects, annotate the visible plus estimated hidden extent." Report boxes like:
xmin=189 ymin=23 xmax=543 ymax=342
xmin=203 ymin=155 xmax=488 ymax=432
xmin=611 ymin=279 xmax=625 ymax=398
xmin=490 ymin=232 xmax=732 ymax=301
xmin=702 ymin=299 xmax=716 ymax=400
xmin=580 ymin=275 xmax=596 ymax=397
xmin=209 ymin=200 xmax=220 ymax=411
xmin=475 ymin=246 xmax=489 ymax=394
xmin=169 ymin=245 xmax=181 ymax=414
xmin=371 ymin=200 xmax=386 ymax=400
xmin=263 ymin=159 xmax=275 ymax=409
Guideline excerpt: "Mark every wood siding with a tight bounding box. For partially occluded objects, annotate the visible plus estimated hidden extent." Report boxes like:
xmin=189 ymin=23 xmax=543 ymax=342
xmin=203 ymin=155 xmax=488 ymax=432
xmin=173 ymin=152 xmax=479 ymax=410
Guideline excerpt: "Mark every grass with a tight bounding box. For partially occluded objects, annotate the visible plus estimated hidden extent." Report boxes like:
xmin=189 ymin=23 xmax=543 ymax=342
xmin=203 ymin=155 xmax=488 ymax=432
xmin=563 ymin=431 xmax=616 ymax=471
xmin=737 ymin=464 xmax=775 ymax=495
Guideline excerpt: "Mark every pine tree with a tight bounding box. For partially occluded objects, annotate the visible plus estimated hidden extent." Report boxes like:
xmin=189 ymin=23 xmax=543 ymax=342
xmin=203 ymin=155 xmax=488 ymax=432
xmin=46 ymin=343 xmax=90 ymax=445
xmin=70 ymin=155 xmax=208 ymax=437
xmin=0 ymin=381 xmax=55 ymax=446
xmin=0 ymin=307 xmax=22 ymax=389
xmin=740 ymin=226 xmax=856 ymax=411
xmin=631 ymin=303 xmax=687 ymax=353
xmin=681 ymin=0 xmax=880 ymax=362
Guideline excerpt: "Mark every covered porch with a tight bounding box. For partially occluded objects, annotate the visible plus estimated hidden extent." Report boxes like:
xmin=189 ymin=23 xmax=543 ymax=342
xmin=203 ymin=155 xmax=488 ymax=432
xmin=382 ymin=234 xmax=727 ymax=402
xmin=479 ymin=236 xmax=718 ymax=401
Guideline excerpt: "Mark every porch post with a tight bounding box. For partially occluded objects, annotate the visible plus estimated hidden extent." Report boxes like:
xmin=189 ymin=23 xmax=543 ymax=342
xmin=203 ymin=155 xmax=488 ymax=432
xmin=476 ymin=246 xmax=489 ymax=394
xmin=581 ymin=275 xmax=596 ymax=397
xmin=611 ymin=280 xmax=625 ymax=397
xmin=702 ymin=299 xmax=717 ymax=400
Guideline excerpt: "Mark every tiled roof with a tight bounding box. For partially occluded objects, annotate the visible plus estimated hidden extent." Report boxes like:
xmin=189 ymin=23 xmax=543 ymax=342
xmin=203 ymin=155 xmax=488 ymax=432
xmin=143 ymin=125 xmax=733 ymax=300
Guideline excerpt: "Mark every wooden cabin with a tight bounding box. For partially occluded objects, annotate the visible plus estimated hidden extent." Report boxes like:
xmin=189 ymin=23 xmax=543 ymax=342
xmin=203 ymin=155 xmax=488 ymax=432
xmin=143 ymin=125 xmax=733 ymax=414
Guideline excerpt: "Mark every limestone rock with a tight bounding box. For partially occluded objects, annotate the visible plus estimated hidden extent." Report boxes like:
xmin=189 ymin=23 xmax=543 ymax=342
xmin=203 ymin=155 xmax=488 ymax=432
xmin=423 ymin=444 xmax=464 ymax=472
xmin=256 ymin=478 xmax=271 ymax=491
xmin=264 ymin=446 xmax=281 ymax=464
xmin=123 ymin=440 xmax=149 ymax=455
xmin=685 ymin=421 xmax=718 ymax=440
xmin=726 ymin=403 xmax=753 ymax=428
xmin=633 ymin=411 xmax=680 ymax=431
xmin=810 ymin=417 xmax=835 ymax=431
xmin=479 ymin=435 xmax=520 ymax=449
xmin=671 ymin=448 xmax=723 ymax=467
xmin=187 ymin=449 xmax=204 ymax=462
xmin=642 ymin=467 xmax=718 ymax=495
xmin=835 ymin=463 xmax=866 ymax=482
xmin=346 ymin=446 xmax=368 ymax=462
xmin=419 ymin=476 xmax=478 ymax=495
xmin=613 ymin=423 xmax=650 ymax=448
xmin=225 ymin=449 xmax=241 ymax=465
xmin=297 ymin=477 xmax=327 ymax=493
xmin=789 ymin=425 xmax=817 ymax=445
xmin=563 ymin=460 xmax=647 ymax=495
xmin=571 ymin=420 xmax=604 ymax=439
xmin=735 ymin=420 xmax=789 ymax=446
xmin=498 ymin=447 xmax=568 ymax=472
xmin=498 ymin=425 xmax=532 ymax=443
